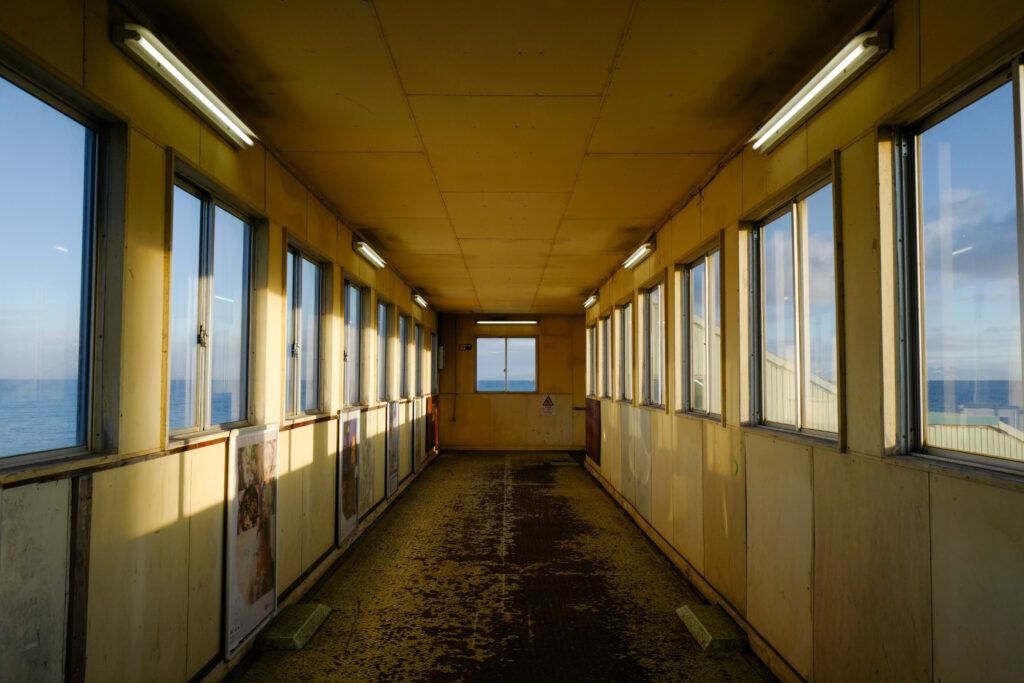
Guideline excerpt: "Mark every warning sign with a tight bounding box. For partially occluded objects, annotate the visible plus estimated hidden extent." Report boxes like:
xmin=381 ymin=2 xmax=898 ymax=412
xmin=540 ymin=395 xmax=556 ymax=416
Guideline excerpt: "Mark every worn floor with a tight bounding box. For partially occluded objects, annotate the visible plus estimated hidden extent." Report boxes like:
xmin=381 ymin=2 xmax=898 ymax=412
xmin=228 ymin=451 xmax=775 ymax=682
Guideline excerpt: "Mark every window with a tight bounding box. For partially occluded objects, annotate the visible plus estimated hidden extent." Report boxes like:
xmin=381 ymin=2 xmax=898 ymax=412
xmin=377 ymin=299 xmax=391 ymax=402
xmin=344 ymin=282 xmax=363 ymax=406
xmin=680 ymin=249 xmax=721 ymax=416
xmin=0 ymin=75 xmax=96 ymax=458
xmin=398 ymin=314 xmax=409 ymax=398
xmin=476 ymin=338 xmax=537 ymax=392
xmin=905 ymin=68 xmax=1024 ymax=465
xmin=753 ymin=181 xmax=837 ymax=433
xmin=430 ymin=331 xmax=438 ymax=394
xmin=415 ymin=323 xmax=424 ymax=396
xmin=618 ymin=302 xmax=633 ymax=401
xmin=168 ymin=183 xmax=252 ymax=433
xmin=600 ymin=316 xmax=612 ymax=398
xmin=586 ymin=326 xmax=597 ymax=396
xmin=641 ymin=282 xmax=665 ymax=406
xmin=286 ymin=248 xmax=322 ymax=415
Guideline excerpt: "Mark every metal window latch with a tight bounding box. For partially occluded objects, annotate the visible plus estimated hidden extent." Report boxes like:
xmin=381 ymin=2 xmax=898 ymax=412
xmin=197 ymin=326 xmax=209 ymax=347
xmin=292 ymin=342 xmax=300 ymax=357
xmin=343 ymin=350 xmax=349 ymax=362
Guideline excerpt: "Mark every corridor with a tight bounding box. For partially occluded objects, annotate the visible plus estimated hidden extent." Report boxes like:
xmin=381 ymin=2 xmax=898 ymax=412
xmin=228 ymin=452 xmax=774 ymax=682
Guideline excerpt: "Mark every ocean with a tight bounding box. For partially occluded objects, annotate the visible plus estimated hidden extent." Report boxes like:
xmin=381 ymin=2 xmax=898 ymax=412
xmin=477 ymin=379 xmax=536 ymax=392
xmin=0 ymin=379 xmax=83 ymax=457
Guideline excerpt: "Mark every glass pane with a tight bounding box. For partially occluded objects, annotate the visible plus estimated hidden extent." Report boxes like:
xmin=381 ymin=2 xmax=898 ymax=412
xmin=345 ymin=283 xmax=361 ymax=405
xmin=399 ymin=316 xmax=408 ymax=397
xmin=300 ymin=258 xmax=320 ymax=411
xmin=709 ymin=251 xmax=722 ymax=415
xmin=602 ymin=318 xmax=611 ymax=396
xmin=285 ymin=251 xmax=296 ymax=414
xmin=415 ymin=325 xmax=423 ymax=395
xmin=377 ymin=302 xmax=388 ymax=401
xmin=168 ymin=187 xmax=202 ymax=432
xmin=623 ymin=304 xmax=632 ymax=400
xmin=587 ymin=327 xmax=596 ymax=395
xmin=477 ymin=337 xmax=505 ymax=391
xmin=0 ymin=78 xmax=93 ymax=456
xmin=508 ymin=338 xmax=536 ymax=392
xmin=919 ymin=83 xmax=1023 ymax=460
xmin=802 ymin=185 xmax=837 ymax=432
xmin=690 ymin=261 xmax=707 ymax=411
xmin=431 ymin=332 xmax=438 ymax=394
xmin=649 ymin=285 xmax=663 ymax=404
xmin=762 ymin=212 xmax=797 ymax=425
xmin=210 ymin=208 xmax=249 ymax=425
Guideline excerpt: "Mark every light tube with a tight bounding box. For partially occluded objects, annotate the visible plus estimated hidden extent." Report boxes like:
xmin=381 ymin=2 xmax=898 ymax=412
xmin=354 ymin=241 xmax=386 ymax=269
xmin=623 ymin=243 xmax=653 ymax=269
xmin=413 ymin=294 xmax=428 ymax=308
xmin=750 ymin=31 xmax=889 ymax=153
xmin=117 ymin=24 xmax=256 ymax=148
xmin=476 ymin=320 xmax=538 ymax=325
xmin=582 ymin=294 xmax=598 ymax=309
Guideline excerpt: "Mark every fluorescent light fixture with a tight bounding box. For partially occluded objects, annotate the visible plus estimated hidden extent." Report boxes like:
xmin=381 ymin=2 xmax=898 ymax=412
xmin=623 ymin=243 xmax=654 ymax=269
xmin=582 ymin=294 xmax=598 ymax=309
xmin=476 ymin=320 xmax=538 ymax=325
xmin=750 ymin=31 xmax=889 ymax=153
xmin=413 ymin=294 xmax=428 ymax=308
xmin=115 ymin=24 xmax=256 ymax=148
xmin=354 ymin=241 xmax=386 ymax=269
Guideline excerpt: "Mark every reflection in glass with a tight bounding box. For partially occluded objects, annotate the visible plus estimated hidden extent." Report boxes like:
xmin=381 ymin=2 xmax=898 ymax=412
xmin=802 ymin=185 xmax=837 ymax=431
xmin=690 ymin=261 xmax=707 ymax=411
xmin=648 ymin=285 xmax=663 ymax=404
xmin=508 ymin=338 xmax=537 ymax=392
xmin=762 ymin=212 xmax=797 ymax=425
xmin=709 ymin=251 xmax=721 ymax=415
xmin=919 ymin=82 xmax=1023 ymax=460
xmin=621 ymin=303 xmax=633 ymax=400
xmin=285 ymin=251 xmax=296 ymax=413
xmin=210 ymin=208 xmax=249 ymax=425
xmin=377 ymin=302 xmax=388 ymax=401
xmin=169 ymin=187 xmax=202 ymax=432
xmin=477 ymin=337 xmax=505 ymax=391
xmin=345 ymin=283 xmax=362 ymax=405
xmin=601 ymin=317 xmax=611 ymax=396
xmin=300 ymin=258 xmax=320 ymax=411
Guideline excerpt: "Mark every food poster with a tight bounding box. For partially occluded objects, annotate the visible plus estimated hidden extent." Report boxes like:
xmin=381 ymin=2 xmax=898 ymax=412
xmin=338 ymin=410 xmax=360 ymax=543
xmin=226 ymin=424 xmax=278 ymax=654
xmin=386 ymin=401 xmax=399 ymax=498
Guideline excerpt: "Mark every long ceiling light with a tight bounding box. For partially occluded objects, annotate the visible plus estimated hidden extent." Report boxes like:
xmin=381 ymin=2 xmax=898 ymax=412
xmin=750 ymin=31 xmax=889 ymax=153
xmin=354 ymin=241 xmax=386 ymax=269
xmin=623 ymin=243 xmax=654 ymax=270
xmin=477 ymin=320 xmax=538 ymax=325
xmin=413 ymin=294 xmax=428 ymax=308
xmin=582 ymin=294 xmax=598 ymax=309
xmin=115 ymin=24 xmax=256 ymax=148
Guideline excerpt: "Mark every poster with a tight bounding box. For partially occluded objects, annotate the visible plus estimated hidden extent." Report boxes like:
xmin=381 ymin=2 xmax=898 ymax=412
xmin=426 ymin=395 xmax=438 ymax=454
xmin=358 ymin=409 xmax=376 ymax=517
xmin=585 ymin=398 xmax=601 ymax=465
xmin=414 ymin=397 xmax=427 ymax=470
xmin=338 ymin=410 xmax=360 ymax=543
xmin=226 ymin=424 xmax=278 ymax=655
xmin=540 ymin=395 xmax=556 ymax=416
xmin=386 ymin=401 xmax=400 ymax=497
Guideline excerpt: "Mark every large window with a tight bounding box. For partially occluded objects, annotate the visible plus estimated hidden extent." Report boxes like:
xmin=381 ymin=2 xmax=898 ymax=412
xmin=430 ymin=331 xmax=438 ymax=394
xmin=0 ymin=75 xmax=96 ymax=458
xmin=586 ymin=326 xmax=597 ymax=397
xmin=169 ymin=183 xmax=251 ymax=433
xmin=285 ymin=248 xmax=322 ymax=415
xmin=907 ymin=69 xmax=1024 ymax=465
xmin=344 ymin=281 xmax=363 ymax=406
xmin=398 ymin=314 xmax=410 ymax=398
xmin=641 ymin=282 xmax=665 ymax=406
xmin=377 ymin=299 xmax=391 ymax=402
xmin=476 ymin=338 xmax=537 ymax=392
xmin=618 ymin=302 xmax=633 ymax=401
xmin=600 ymin=316 xmax=612 ymax=398
xmin=680 ymin=249 xmax=721 ymax=416
xmin=754 ymin=181 xmax=837 ymax=433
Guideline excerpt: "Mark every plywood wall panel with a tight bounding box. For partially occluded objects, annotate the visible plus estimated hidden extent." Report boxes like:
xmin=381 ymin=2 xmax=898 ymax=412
xmin=671 ymin=415 xmax=704 ymax=573
xmin=185 ymin=444 xmax=226 ymax=679
xmin=276 ymin=430 xmax=303 ymax=592
xmin=702 ymin=422 xmax=745 ymax=612
xmin=649 ymin=410 xmax=674 ymax=541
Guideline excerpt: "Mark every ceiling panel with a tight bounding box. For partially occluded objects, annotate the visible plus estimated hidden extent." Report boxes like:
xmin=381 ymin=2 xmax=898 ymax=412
xmin=360 ymin=218 xmax=461 ymax=256
xmin=552 ymin=219 xmax=648 ymax=254
xmin=445 ymin=193 xmax=567 ymax=238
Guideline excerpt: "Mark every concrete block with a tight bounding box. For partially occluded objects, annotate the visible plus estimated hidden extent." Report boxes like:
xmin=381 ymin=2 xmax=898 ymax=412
xmin=256 ymin=603 xmax=331 ymax=650
xmin=676 ymin=604 xmax=747 ymax=652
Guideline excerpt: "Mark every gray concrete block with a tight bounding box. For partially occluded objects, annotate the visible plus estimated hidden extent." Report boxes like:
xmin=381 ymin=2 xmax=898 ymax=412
xmin=676 ymin=604 xmax=748 ymax=652
xmin=257 ymin=603 xmax=331 ymax=650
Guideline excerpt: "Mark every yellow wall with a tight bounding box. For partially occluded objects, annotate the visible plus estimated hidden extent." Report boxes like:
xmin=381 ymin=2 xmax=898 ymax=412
xmin=586 ymin=2 xmax=1024 ymax=680
xmin=438 ymin=314 xmax=585 ymax=450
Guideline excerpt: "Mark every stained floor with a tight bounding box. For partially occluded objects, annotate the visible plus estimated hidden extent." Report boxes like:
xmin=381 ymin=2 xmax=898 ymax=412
xmin=228 ymin=451 xmax=776 ymax=682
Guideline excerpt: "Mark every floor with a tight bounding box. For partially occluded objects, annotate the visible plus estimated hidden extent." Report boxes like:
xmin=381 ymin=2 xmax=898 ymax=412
xmin=228 ymin=451 xmax=776 ymax=682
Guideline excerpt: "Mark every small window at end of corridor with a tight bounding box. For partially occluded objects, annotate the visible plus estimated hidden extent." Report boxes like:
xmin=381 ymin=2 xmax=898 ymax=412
xmin=476 ymin=337 xmax=537 ymax=392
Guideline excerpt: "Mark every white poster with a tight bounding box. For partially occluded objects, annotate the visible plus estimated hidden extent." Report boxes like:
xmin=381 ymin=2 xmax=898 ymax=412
xmin=338 ymin=410 xmax=360 ymax=544
xmin=226 ymin=424 xmax=278 ymax=655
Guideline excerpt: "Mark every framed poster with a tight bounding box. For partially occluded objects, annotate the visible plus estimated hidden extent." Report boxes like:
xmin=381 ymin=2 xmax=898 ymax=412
xmin=226 ymin=424 xmax=278 ymax=655
xmin=338 ymin=410 xmax=360 ymax=543
xmin=386 ymin=401 xmax=399 ymax=497
xmin=426 ymin=396 xmax=437 ymax=454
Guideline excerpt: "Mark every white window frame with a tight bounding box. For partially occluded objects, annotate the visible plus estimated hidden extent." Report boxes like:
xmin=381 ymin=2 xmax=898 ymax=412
xmin=285 ymin=246 xmax=325 ymax=416
xmin=617 ymin=301 xmax=633 ymax=402
xmin=600 ymin=315 xmax=612 ymax=399
xmin=641 ymin=281 xmax=666 ymax=408
xmin=677 ymin=246 xmax=722 ymax=419
xmin=475 ymin=336 xmax=539 ymax=393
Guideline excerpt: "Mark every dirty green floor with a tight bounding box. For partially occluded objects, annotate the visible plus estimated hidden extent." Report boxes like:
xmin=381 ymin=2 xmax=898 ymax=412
xmin=228 ymin=451 xmax=775 ymax=682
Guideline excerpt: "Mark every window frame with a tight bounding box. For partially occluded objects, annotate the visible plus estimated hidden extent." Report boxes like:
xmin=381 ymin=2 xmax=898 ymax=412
xmin=343 ymin=279 xmax=366 ymax=407
xmin=415 ymin=322 xmax=424 ymax=397
xmin=641 ymin=280 xmax=666 ymax=408
xmin=285 ymin=245 xmax=326 ymax=417
xmin=749 ymin=171 xmax=841 ymax=439
xmin=475 ymin=336 xmax=539 ymax=393
xmin=586 ymin=325 xmax=597 ymax=397
xmin=617 ymin=299 xmax=634 ymax=402
xmin=896 ymin=61 xmax=1024 ymax=473
xmin=168 ymin=177 xmax=254 ymax=437
xmin=398 ymin=312 xmax=411 ymax=399
xmin=676 ymin=244 xmax=723 ymax=420
xmin=376 ymin=297 xmax=392 ymax=403
xmin=599 ymin=315 xmax=612 ymax=399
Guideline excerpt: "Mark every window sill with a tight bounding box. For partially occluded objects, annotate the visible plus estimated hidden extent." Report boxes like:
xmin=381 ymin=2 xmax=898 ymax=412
xmin=637 ymin=402 xmax=667 ymax=413
xmin=885 ymin=450 xmax=1024 ymax=492
xmin=168 ymin=428 xmax=234 ymax=450
xmin=676 ymin=410 xmax=722 ymax=424
xmin=742 ymin=422 xmax=839 ymax=448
